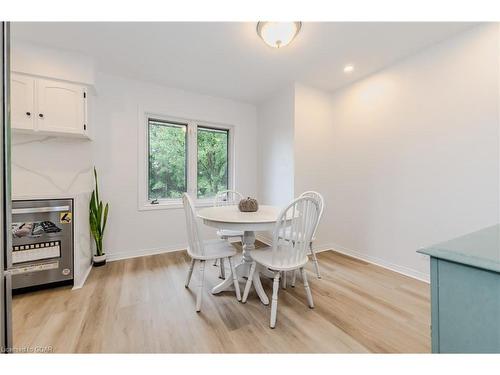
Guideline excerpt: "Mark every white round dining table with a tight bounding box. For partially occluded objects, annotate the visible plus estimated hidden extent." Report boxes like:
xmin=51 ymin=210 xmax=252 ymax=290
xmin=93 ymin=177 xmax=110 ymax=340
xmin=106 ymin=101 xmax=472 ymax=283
xmin=197 ymin=205 xmax=282 ymax=305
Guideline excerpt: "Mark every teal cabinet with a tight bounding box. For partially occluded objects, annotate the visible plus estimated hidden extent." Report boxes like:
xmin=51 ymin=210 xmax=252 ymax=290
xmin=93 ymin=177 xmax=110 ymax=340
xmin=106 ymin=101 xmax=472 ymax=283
xmin=429 ymin=257 xmax=500 ymax=353
xmin=419 ymin=225 xmax=500 ymax=353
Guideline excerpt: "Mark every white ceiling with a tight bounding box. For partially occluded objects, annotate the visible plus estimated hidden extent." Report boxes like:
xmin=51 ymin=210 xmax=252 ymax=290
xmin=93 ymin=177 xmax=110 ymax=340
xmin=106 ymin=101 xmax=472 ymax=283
xmin=12 ymin=22 xmax=477 ymax=103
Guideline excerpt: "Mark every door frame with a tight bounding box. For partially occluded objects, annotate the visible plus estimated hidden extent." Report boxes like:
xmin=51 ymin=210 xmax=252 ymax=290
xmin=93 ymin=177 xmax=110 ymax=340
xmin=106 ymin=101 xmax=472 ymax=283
xmin=1 ymin=21 xmax=12 ymax=352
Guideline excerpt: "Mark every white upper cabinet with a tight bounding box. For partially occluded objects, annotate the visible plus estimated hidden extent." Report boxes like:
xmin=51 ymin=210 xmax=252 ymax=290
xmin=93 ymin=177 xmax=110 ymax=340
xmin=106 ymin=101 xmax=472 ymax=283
xmin=10 ymin=73 xmax=89 ymax=138
xmin=11 ymin=74 xmax=35 ymax=131
xmin=36 ymin=79 xmax=86 ymax=135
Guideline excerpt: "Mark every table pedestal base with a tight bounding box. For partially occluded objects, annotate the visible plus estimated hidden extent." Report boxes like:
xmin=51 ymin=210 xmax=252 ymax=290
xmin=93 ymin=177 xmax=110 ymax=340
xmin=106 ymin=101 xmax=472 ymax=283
xmin=211 ymin=230 xmax=270 ymax=305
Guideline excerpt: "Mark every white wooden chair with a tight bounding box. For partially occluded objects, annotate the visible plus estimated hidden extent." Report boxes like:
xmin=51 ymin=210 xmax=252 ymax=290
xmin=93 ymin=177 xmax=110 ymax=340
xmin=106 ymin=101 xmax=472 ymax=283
xmin=241 ymin=196 xmax=320 ymax=328
xmin=212 ymin=190 xmax=244 ymax=279
xmin=282 ymin=191 xmax=324 ymax=284
xmin=182 ymin=193 xmax=241 ymax=312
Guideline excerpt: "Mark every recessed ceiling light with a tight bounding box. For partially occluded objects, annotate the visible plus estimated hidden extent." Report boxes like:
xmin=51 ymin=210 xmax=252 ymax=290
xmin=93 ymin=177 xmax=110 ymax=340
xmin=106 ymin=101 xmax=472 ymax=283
xmin=344 ymin=64 xmax=354 ymax=73
xmin=256 ymin=22 xmax=302 ymax=48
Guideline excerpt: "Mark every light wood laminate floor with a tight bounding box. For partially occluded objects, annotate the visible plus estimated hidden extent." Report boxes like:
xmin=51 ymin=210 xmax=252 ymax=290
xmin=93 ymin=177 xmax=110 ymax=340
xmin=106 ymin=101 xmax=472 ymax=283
xmin=13 ymin=244 xmax=430 ymax=353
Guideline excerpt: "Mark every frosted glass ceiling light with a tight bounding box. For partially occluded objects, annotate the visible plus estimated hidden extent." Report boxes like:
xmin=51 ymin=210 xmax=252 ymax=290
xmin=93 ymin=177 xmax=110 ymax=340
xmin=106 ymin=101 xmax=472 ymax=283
xmin=256 ymin=22 xmax=302 ymax=48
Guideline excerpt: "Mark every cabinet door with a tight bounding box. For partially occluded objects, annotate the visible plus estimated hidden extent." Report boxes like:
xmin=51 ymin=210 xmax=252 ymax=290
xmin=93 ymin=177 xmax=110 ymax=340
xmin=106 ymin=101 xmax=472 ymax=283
xmin=11 ymin=74 xmax=35 ymax=131
xmin=36 ymin=79 xmax=85 ymax=135
xmin=437 ymin=259 xmax=500 ymax=353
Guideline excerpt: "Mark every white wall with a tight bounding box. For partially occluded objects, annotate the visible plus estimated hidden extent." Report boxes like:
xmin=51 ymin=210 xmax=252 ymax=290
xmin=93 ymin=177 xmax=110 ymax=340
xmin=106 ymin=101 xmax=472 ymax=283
xmin=294 ymin=24 xmax=500 ymax=280
xmin=294 ymin=83 xmax=334 ymax=250
xmin=11 ymin=41 xmax=95 ymax=86
xmin=257 ymin=85 xmax=295 ymax=206
xmin=92 ymin=73 xmax=258 ymax=259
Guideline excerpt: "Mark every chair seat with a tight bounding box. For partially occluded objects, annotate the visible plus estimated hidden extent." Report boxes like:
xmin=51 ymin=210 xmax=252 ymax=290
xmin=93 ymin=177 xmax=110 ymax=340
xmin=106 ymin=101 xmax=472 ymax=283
xmin=187 ymin=239 xmax=237 ymax=261
xmin=217 ymin=229 xmax=244 ymax=239
xmin=250 ymin=246 xmax=309 ymax=272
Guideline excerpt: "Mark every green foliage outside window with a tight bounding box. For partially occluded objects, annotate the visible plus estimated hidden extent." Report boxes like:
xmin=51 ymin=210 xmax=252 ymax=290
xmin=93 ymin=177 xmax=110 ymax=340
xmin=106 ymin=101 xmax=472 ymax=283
xmin=148 ymin=119 xmax=229 ymax=201
xmin=148 ymin=120 xmax=187 ymax=199
xmin=197 ymin=127 xmax=229 ymax=198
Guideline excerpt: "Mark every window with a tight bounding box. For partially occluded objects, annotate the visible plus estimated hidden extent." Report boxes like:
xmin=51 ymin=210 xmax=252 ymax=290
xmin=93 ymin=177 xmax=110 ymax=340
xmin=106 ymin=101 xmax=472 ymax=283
xmin=197 ymin=127 xmax=229 ymax=199
xmin=148 ymin=119 xmax=187 ymax=200
xmin=140 ymin=113 xmax=233 ymax=209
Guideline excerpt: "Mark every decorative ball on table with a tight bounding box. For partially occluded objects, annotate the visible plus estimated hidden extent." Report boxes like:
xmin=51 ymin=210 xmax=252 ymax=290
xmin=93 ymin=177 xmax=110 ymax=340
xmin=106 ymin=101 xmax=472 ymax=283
xmin=239 ymin=197 xmax=259 ymax=212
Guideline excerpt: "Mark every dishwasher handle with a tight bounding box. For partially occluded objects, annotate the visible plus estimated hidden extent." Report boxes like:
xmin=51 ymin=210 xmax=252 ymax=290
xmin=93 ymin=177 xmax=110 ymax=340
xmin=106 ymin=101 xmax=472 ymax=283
xmin=11 ymin=205 xmax=71 ymax=215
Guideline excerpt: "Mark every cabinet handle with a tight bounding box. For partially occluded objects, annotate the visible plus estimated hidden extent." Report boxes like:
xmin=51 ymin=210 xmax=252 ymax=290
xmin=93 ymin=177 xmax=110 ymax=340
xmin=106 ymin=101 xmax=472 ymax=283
xmin=38 ymin=114 xmax=44 ymax=118
xmin=26 ymin=112 xmax=31 ymax=116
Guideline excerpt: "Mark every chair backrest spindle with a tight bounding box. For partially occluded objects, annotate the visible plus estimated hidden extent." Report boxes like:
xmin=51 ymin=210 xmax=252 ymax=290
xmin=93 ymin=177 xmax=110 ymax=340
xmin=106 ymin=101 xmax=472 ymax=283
xmin=271 ymin=196 xmax=320 ymax=269
xmin=213 ymin=190 xmax=244 ymax=207
xmin=182 ymin=193 xmax=205 ymax=257
xmin=299 ymin=191 xmax=324 ymax=239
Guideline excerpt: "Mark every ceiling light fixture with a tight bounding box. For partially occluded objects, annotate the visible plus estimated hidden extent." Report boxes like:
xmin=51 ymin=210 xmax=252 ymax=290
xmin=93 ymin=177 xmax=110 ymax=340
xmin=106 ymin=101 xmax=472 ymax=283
xmin=344 ymin=64 xmax=355 ymax=73
xmin=256 ymin=22 xmax=302 ymax=48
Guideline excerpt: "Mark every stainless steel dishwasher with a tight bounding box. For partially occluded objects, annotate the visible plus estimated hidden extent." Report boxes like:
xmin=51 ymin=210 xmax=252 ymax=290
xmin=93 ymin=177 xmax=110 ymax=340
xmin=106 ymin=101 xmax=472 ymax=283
xmin=11 ymin=199 xmax=74 ymax=292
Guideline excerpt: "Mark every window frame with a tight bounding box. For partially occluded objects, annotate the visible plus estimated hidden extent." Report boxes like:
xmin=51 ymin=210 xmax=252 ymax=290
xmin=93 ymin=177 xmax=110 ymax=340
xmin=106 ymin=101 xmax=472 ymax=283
xmin=196 ymin=125 xmax=231 ymax=200
xmin=147 ymin=118 xmax=188 ymax=202
xmin=138 ymin=110 xmax=235 ymax=211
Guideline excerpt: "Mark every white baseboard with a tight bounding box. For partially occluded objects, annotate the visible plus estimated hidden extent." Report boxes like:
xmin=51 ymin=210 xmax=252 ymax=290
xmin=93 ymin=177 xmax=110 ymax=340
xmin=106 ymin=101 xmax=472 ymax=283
xmin=72 ymin=264 xmax=92 ymax=290
xmin=310 ymin=243 xmax=340 ymax=254
xmin=329 ymin=243 xmax=430 ymax=283
xmin=106 ymin=243 xmax=187 ymax=262
xmin=256 ymin=235 xmax=429 ymax=283
xmin=106 ymin=236 xmax=246 ymax=263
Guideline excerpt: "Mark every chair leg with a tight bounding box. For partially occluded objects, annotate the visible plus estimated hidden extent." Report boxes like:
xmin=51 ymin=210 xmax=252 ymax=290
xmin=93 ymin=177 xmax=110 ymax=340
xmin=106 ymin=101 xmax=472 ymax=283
xmin=228 ymin=257 xmax=241 ymax=301
xmin=196 ymin=260 xmax=206 ymax=312
xmin=219 ymin=258 xmax=226 ymax=279
xmin=270 ymin=272 xmax=281 ymax=328
xmin=185 ymin=259 xmax=195 ymax=288
xmin=281 ymin=271 xmax=287 ymax=289
xmin=301 ymin=267 xmax=314 ymax=308
xmin=242 ymin=261 xmax=256 ymax=303
xmin=291 ymin=269 xmax=297 ymax=287
xmin=310 ymin=242 xmax=321 ymax=279
xmin=213 ymin=259 xmax=218 ymax=267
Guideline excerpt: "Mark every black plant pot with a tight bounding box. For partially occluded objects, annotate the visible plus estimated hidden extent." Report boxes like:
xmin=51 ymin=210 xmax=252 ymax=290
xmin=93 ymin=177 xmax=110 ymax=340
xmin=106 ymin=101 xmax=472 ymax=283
xmin=93 ymin=254 xmax=107 ymax=267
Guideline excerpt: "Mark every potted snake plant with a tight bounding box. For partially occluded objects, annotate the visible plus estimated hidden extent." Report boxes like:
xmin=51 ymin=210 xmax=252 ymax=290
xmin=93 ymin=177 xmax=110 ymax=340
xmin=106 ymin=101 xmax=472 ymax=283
xmin=90 ymin=167 xmax=109 ymax=267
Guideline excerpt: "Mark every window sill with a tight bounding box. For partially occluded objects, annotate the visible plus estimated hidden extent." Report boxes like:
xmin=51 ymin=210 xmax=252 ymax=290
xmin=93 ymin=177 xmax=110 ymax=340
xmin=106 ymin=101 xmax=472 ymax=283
xmin=138 ymin=199 xmax=214 ymax=212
